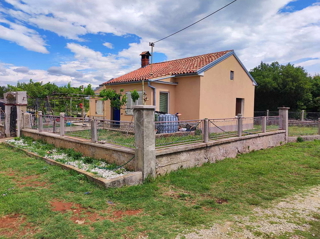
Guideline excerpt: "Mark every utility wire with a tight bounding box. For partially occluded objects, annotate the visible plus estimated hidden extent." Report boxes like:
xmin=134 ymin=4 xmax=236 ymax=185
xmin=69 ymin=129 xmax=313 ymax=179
xmin=153 ymin=0 xmax=238 ymax=44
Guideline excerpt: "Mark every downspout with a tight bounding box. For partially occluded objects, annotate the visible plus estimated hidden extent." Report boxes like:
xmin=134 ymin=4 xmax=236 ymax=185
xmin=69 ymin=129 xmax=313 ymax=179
xmin=148 ymin=81 xmax=156 ymax=106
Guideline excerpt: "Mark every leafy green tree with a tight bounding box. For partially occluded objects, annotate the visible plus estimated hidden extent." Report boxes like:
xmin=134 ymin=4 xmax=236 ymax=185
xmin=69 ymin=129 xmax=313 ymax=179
xmin=309 ymin=75 xmax=320 ymax=111
xmin=99 ymin=89 xmax=127 ymax=109
xmin=83 ymin=84 xmax=95 ymax=96
xmin=0 ymin=86 xmax=8 ymax=98
xmin=250 ymin=62 xmax=312 ymax=110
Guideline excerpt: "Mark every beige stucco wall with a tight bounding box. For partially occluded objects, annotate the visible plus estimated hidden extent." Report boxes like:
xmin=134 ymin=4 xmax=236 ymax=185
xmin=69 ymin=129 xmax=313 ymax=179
xmin=174 ymin=76 xmax=201 ymax=120
xmin=89 ymin=83 xmax=153 ymax=121
xmin=199 ymin=55 xmax=255 ymax=119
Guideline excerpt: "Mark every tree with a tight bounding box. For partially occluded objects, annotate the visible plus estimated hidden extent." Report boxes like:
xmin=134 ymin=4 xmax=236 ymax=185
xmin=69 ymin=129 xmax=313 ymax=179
xmin=250 ymin=62 xmax=312 ymax=110
xmin=83 ymin=84 xmax=95 ymax=96
xmin=0 ymin=86 xmax=8 ymax=98
xmin=309 ymin=75 xmax=320 ymax=111
xmin=99 ymin=89 xmax=127 ymax=109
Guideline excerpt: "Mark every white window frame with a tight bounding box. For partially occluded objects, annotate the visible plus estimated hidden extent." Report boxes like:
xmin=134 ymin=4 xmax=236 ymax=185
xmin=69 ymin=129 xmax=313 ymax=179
xmin=159 ymin=91 xmax=169 ymax=114
xmin=125 ymin=91 xmax=143 ymax=115
xmin=95 ymin=100 xmax=104 ymax=115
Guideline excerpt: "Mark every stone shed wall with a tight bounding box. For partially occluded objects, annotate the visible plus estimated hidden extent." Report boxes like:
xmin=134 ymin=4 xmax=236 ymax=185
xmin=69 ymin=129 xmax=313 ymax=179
xmin=155 ymin=131 xmax=285 ymax=175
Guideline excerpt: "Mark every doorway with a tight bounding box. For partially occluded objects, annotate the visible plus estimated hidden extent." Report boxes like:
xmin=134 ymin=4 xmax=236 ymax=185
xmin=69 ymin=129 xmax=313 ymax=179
xmin=235 ymin=98 xmax=244 ymax=116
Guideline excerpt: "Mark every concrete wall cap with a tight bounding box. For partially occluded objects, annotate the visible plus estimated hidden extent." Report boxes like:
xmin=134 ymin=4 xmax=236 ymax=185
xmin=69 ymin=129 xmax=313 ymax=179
xmin=133 ymin=105 xmax=155 ymax=110
xmin=277 ymin=107 xmax=290 ymax=110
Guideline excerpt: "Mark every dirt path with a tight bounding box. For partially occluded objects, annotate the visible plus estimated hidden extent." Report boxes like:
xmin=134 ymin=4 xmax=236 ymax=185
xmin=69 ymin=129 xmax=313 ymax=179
xmin=178 ymin=186 xmax=320 ymax=239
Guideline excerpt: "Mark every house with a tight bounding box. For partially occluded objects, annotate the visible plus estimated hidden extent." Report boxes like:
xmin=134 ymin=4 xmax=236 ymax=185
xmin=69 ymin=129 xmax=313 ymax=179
xmin=89 ymin=50 xmax=257 ymax=121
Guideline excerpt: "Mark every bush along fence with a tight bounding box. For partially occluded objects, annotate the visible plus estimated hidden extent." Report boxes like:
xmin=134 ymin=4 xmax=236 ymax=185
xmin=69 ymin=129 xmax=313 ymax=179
xmin=15 ymin=106 xmax=293 ymax=179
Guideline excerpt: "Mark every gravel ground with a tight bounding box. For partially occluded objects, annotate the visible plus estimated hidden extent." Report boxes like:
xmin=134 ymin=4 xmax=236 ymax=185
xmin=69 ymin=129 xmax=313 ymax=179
xmin=177 ymin=186 xmax=320 ymax=239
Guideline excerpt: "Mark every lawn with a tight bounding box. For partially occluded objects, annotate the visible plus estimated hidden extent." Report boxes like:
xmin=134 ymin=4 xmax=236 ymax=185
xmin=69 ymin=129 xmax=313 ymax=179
xmin=289 ymin=125 xmax=319 ymax=136
xmin=0 ymin=140 xmax=320 ymax=238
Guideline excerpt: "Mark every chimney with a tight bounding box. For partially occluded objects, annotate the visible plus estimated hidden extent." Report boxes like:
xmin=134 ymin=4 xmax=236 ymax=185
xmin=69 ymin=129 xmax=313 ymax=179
xmin=140 ymin=51 xmax=151 ymax=68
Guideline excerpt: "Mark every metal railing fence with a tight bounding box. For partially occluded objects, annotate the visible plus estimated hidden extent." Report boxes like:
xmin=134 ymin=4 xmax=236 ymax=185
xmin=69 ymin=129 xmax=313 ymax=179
xmin=97 ymin=119 xmax=135 ymax=148
xmin=155 ymin=119 xmax=203 ymax=147
xmin=208 ymin=118 xmax=239 ymax=140
xmin=22 ymin=112 xmax=289 ymax=149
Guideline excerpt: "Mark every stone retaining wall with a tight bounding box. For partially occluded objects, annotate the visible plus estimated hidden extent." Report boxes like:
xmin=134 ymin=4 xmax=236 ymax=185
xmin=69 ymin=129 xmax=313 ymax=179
xmin=21 ymin=129 xmax=136 ymax=170
xmin=155 ymin=131 xmax=286 ymax=175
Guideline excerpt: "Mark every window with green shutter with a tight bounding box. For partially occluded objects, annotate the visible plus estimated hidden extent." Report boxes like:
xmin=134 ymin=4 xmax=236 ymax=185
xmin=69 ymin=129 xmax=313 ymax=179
xmin=159 ymin=92 xmax=169 ymax=113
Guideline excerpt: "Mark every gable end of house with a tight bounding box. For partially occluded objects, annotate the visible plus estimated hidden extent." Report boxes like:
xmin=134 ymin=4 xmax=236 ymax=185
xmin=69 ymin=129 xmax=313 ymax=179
xmin=196 ymin=50 xmax=257 ymax=86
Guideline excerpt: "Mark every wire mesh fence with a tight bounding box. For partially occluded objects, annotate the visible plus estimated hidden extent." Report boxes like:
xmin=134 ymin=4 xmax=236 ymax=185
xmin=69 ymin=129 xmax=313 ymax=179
xmin=254 ymin=111 xmax=279 ymax=117
xmin=266 ymin=116 xmax=280 ymax=132
xmin=288 ymin=111 xmax=302 ymax=120
xmin=31 ymin=114 xmax=38 ymax=130
xmin=208 ymin=118 xmax=239 ymax=140
xmin=97 ymin=120 xmax=135 ymax=148
xmin=41 ymin=115 xmax=60 ymax=133
xmin=0 ymin=109 xmax=5 ymax=125
xmin=305 ymin=112 xmax=320 ymax=121
xmin=288 ymin=120 xmax=319 ymax=136
xmin=242 ymin=117 xmax=263 ymax=135
xmin=254 ymin=111 xmax=267 ymax=117
xmin=155 ymin=119 xmax=203 ymax=147
xmin=64 ymin=116 xmax=91 ymax=139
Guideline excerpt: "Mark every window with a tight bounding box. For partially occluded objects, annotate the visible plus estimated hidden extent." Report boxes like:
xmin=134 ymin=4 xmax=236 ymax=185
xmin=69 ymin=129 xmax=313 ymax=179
xmin=159 ymin=92 xmax=169 ymax=113
xmin=235 ymin=98 xmax=244 ymax=116
xmin=96 ymin=100 xmax=103 ymax=115
xmin=125 ymin=91 xmax=143 ymax=115
xmin=230 ymin=70 xmax=234 ymax=80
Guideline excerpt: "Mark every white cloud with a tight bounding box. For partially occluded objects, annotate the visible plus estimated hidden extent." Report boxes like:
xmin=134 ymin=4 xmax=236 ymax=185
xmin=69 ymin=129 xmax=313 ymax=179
xmin=0 ymin=18 xmax=48 ymax=53
xmin=29 ymin=15 xmax=87 ymax=40
xmin=0 ymin=62 xmax=81 ymax=87
xmin=103 ymin=42 xmax=113 ymax=49
xmin=1 ymin=0 xmax=320 ymax=85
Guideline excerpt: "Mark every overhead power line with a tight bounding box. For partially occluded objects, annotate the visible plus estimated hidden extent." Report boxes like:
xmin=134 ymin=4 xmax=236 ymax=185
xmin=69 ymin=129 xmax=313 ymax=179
xmin=153 ymin=0 xmax=238 ymax=44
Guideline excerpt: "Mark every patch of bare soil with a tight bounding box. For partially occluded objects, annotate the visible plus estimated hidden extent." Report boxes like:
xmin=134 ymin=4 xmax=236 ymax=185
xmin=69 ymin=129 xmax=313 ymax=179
xmin=177 ymin=186 xmax=320 ymax=239
xmin=14 ymin=174 xmax=49 ymax=188
xmin=112 ymin=209 xmax=143 ymax=219
xmin=0 ymin=214 xmax=36 ymax=238
xmin=50 ymin=199 xmax=143 ymax=225
xmin=50 ymin=199 xmax=103 ymax=224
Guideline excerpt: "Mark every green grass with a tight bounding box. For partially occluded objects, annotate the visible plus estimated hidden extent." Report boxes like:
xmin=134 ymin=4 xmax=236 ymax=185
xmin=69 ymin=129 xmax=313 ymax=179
xmin=1 ymin=140 xmax=320 ymax=238
xmin=289 ymin=126 xmax=319 ymax=136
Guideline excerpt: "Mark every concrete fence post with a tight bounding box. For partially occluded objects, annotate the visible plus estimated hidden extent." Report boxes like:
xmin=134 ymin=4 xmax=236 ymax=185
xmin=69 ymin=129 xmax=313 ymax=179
xmin=53 ymin=117 xmax=56 ymax=133
xmin=301 ymin=110 xmax=305 ymax=121
xmin=262 ymin=116 xmax=267 ymax=133
xmin=278 ymin=107 xmax=290 ymax=141
xmin=134 ymin=105 xmax=156 ymax=179
xmin=203 ymin=118 xmax=209 ymax=143
xmin=237 ymin=114 xmax=243 ymax=137
xmin=38 ymin=111 xmax=43 ymax=132
xmin=318 ymin=118 xmax=320 ymax=135
xmin=21 ymin=111 xmax=24 ymax=130
xmin=16 ymin=109 xmax=21 ymax=137
xmin=60 ymin=112 xmax=65 ymax=136
xmin=91 ymin=119 xmax=98 ymax=143
xmin=266 ymin=109 xmax=269 ymax=118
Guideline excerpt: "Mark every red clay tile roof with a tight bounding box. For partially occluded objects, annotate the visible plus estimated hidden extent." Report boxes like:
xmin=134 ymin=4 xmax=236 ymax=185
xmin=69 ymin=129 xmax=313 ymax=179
xmin=104 ymin=50 xmax=232 ymax=85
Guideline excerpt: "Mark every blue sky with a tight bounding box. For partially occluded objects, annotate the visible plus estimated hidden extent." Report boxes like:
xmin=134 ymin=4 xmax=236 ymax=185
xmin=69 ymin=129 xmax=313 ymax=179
xmin=0 ymin=0 xmax=319 ymax=87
